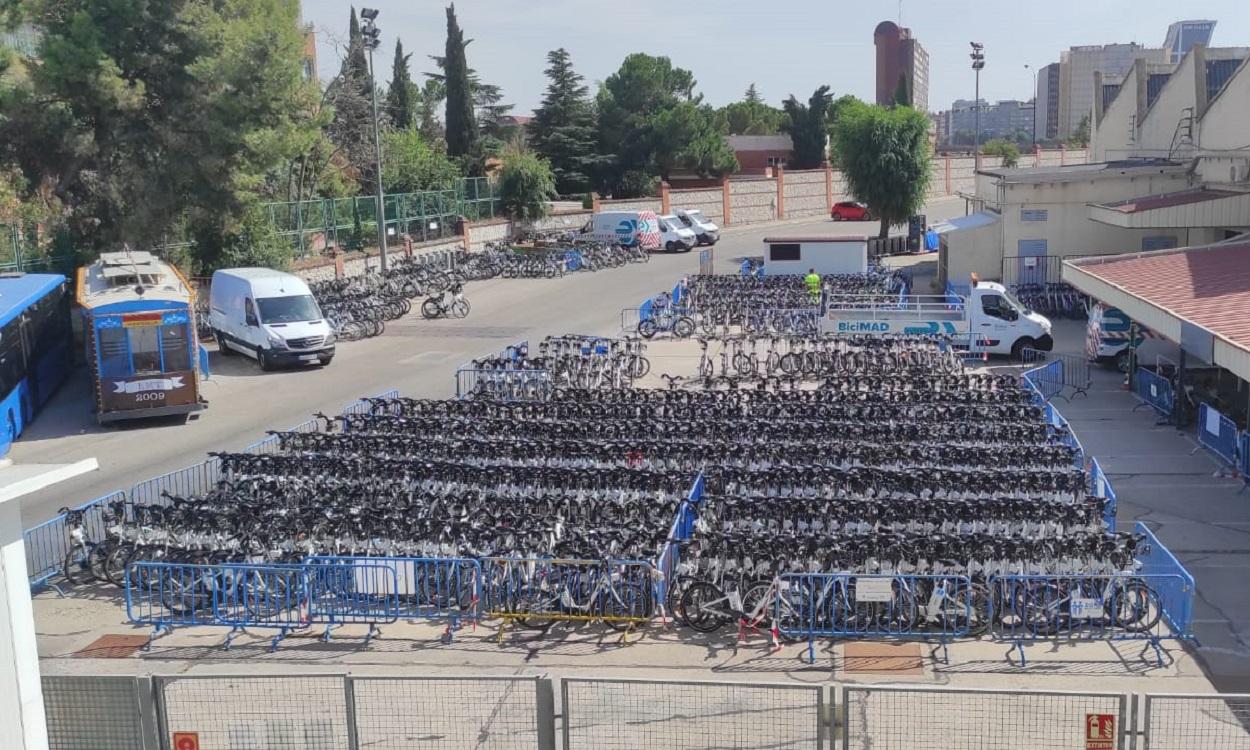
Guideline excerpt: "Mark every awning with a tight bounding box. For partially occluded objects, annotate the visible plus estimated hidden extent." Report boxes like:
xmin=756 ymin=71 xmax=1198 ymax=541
xmin=1062 ymin=240 xmax=1250 ymax=381
xmin=929 ymin=212 xmax=1000 ymax=235
xmin=1088 ymin=187 xmax=1250 ymax=228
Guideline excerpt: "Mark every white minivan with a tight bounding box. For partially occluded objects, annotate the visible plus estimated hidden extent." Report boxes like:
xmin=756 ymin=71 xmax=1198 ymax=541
xmin=578 ymin=211 xmax=662 ymax=250
xmin=658 ymin=214 xmax=697 ymax=252
xmin=209 ymin=268 xmax=335 ymax=370
xmin=674 ymin=209 xmax=719 ymax=246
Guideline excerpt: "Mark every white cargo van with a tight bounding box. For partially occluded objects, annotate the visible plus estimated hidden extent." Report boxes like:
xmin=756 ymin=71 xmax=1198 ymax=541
xmin=658 ymin=214 xmax=697 ymax=252
xmin=209 ymin=268 xmax=335 ymax=370
xmin=674 ymin=209 xmax=719 ymax=245
xmin=578 ymin=211 xmax=662 ymax=250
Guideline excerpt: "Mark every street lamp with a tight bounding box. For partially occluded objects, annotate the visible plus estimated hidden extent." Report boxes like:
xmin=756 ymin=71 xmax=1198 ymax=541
xmin=1024 ymin=63 xmax=1038 ymax=148
xmin=970 ymin=42 xmax=985 ymax=170
xmin=361 ymin=8 xmax=388 ymax=273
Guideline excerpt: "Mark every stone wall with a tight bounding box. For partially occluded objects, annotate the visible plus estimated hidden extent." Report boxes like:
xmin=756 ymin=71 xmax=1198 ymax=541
xmin=729 ymin=177 xmax=777 ymax=225
xmin=466 ymin=218 xmax=510 ymax=250
xmin=599 ymin=197 xmax=663 ymax=214
xmin=782 ymin=169 xmax=828 ymax=218
xmin=533 ymin=210 xmax=591 ymax=232
xmin=669 ymin=187 xmax=724 ymax=224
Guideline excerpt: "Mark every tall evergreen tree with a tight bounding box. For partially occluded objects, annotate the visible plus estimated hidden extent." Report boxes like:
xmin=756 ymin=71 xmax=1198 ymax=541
xmin=326 ymin=7 xmax=377 ymax=184
xmin=530 ymin=48 xmax=598 ymax=194
xmin=744 ymin=83 xmax=763 ymax=105
xmin=781 ymin=85 xmax=833 ymax=168
xmin=442 ymin=4 xmax=478 ymax=161
xmin=387 ymin=39 xmax=417 ymax=130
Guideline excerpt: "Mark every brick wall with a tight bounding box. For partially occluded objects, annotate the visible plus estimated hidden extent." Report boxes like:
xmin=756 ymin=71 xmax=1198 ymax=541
xmin=783 ymin=169 xmax=829 ymax=218
xmin=729 ymin=176 xmax=777 ymax=225
xmin=669 ymin=187 xmax=725 ymax=224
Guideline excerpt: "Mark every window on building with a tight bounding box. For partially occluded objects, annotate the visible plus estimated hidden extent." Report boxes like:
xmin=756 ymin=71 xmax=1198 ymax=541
xmin=769 ymin=243 xmax=801 ymax=262
xmin=1141 ymin=236 xmax=1178 ymax=251
xmin=1020 ymin=209 xmax=1049 ymax=222
xmin=766 ymin=156 xmax=787 ymax=168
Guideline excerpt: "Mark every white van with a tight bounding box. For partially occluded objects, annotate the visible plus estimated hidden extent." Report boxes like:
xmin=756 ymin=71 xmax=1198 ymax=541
xmin=674 ymin=209 xmax=719 ymax=245
xmin=209 ymin=268 xmax=335 ymax=370
xmin=658 ymin=214 xmax=697 ymax=252
xmin=578 ymin=211 xmax=662 ymax=250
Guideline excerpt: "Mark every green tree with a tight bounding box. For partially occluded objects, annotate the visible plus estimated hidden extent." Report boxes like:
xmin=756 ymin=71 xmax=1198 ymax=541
xmin=498 ymin=152 xmax=556 ymax=224
xmin=325 ymin=7 xmax=377 ymax=187
xmin=381 ymin=128 xmax=460 ymax=193
xmin=386 ymin=39 xmax=416 ymax=130
xmin=833 ymin=101 xmax=932 ymax=238
xmin=982 ymin=138 xmax=1020 ymax=167
xmin=474 ymin=80 xmax=514 ymax=158
xmin=0 ymin=0 xmax=324 ymax=271
xmin=892 ymin=74 xmax=911 ymax=107
xmin=416 ymin=78 xmax=445 ymax=141
xmin=716 ymin=84 xmax=786 ymax=135
xmin=529 ymin=48 xmax=598 ymax=194
xmin=441 ymin=3 xmax=478 ymax=162
xmin=1069 ymin=114 xmax=1091 ymax=147
xmin=781 ymin=85 xmax=833 ymax=169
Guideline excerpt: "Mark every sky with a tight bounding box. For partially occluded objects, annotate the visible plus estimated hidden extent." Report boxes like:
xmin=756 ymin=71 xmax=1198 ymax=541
xmin=302 ymin=0 xmax=1250 ymax=115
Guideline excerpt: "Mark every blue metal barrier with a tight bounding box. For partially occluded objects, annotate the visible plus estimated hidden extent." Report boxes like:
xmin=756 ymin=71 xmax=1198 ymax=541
xmin=1088 ymin=457 xmax=1118 ymax=529
xmin=455 ymin=368 xmax=551 ymax=400
xmin=129 ymin=459 xmax=221 ymax=507
xmin=304 ymin=560 xmax=400 ymax=640
xmin=305 ymin=555 xmax=479 ymax=638
xmin=563 ymin=250 xmax=583 ymax=271
xmin=1197 ymin=403 xmax=1239 ymax=467
xmin=198 ymin=344 xmax=210 ymax=378
xmin=479 ymin=557 xmax=658 ymax=634
xmin=989 ymin=569 xmax=1191 ymax=666
xmin=1024 ymin=359 xmax=1064 ymax=403
xmin=944 ymin=282 xmax=969 ymax=307
xmin=341 ymin=389 xmax=402 ymax=416
xmin=242 ymin=418 xmax=321 ymax=455
xmin=1045 ymin=403 xmax=1085 ymax=469
xmin=1242 ymin=433 xmax=1250 ymax=480
xmin=1135 ymin=522 xmax=1196 ymax=643
xmin=24 ymin=491 xmax=128 ymax=591
xmin=1133 ymin=367 xmax=1174 ymax=421
xmin=777 ymin=573 xmax=975 ymax=663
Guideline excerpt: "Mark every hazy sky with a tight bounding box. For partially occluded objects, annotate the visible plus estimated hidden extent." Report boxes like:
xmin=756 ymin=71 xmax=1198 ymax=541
xmin=302 ymin=0 xmax=1248 ymax=114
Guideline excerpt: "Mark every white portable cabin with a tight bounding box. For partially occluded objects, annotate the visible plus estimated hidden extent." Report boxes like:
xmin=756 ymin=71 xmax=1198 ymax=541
xmin=763 ymin=236 xmax=869 ymax=276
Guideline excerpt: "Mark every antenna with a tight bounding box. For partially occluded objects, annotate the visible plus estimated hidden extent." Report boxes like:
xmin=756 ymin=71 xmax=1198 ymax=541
xmin=124 ymin=242 xmax=146 ymax=297
xmin=898 ymin=0 xmax=903 ymax=24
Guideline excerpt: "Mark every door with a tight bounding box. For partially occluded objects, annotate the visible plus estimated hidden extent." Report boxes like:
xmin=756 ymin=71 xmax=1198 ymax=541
xmin=974 ymin=292 xmax=1016 ymax=354
xmin=1016 ymin=239 xmax=1048 ymax=287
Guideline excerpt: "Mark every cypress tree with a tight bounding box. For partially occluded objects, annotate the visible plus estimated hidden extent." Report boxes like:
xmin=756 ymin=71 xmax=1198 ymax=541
xmin=442 ymin=4 xmax=478 ymax=159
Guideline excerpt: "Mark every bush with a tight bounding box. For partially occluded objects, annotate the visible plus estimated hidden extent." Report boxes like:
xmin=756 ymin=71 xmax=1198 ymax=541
xmin=498 ymin=153 xmax=557 ymax=223
xmin=982 ymin=138 xmax=1020 ymax=168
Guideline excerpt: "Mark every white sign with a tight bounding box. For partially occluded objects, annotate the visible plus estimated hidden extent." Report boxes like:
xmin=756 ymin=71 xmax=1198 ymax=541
xmin=112 ymin=376 xmax=185 ymax=394
xmin=1150 ymin=383 xmax=1158 ymax=398
xmin=1024 ymin=257 xmax=1038 ymax=268
xmin=1206 ymin=407 xmax=1221 ymax=436
xmin=727 ymin=590 xmax=744 ymax=612
xmin=854 ymin=578 xmax=895 ymax=603
xmin=1069 ymin=597 xmax=1104 ymax=620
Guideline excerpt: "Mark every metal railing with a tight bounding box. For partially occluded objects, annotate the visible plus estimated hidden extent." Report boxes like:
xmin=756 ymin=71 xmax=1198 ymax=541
xmin=1089 ymin=456 xmax=1118 ymax=528
xmin=1134 ymin=367 xmax=1175 ymax=421
xmin=24 ymin=491 xmax=126 ymax=591
xmin=479 ymin=558 xmax=659 ymax=631
xmin=1136 ymin=521 xmax=1196 ymax=642
xmin=1197 ymin=402 xmax=1240 ymax=468
xmin=1142 ymin=693 xmax=1250 ymax=749
xmin=1021 ymin=348 xmax=1091 ymax=401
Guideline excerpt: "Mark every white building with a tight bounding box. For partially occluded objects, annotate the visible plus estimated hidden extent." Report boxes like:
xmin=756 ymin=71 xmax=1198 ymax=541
xmin=1057 ymin=44 xmax=1167 ymax=141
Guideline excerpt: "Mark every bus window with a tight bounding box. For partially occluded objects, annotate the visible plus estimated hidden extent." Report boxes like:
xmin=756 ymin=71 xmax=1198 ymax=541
xmin=99 ymin=327 xmax=129 ymax=378
xmin=0 ymin=320 xmax=26 ymax=394
xmin=161 ymin=323 xmax=191 ymax=371
xmin=130 ymin=326 xmax=162 ymax=374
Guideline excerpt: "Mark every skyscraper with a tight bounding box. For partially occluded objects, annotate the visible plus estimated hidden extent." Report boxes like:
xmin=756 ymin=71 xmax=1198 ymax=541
xmin=873 ymin=21 xmax=930 ymax=113
xmin=1163 ymin=20 xmax=1216 ymax=63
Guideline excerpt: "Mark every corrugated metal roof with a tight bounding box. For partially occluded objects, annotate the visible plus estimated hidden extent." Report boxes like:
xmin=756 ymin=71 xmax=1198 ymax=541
xmin=930 ymin=212 xmax=1000 ymax=234
xmin=1097 ymin=188 xmax=1241 ymax=213
xmin=1069 ymin=241 xmax=1250 ymax=353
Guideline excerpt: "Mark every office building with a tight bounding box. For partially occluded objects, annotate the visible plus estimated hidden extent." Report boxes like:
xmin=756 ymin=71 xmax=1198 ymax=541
xmin=942 ymin=99 xmax=1036 ymax=144
xmin=1034 ymin=62 xmax=1061 ymax=142
xmin=874 ymin=21 xmax=930 ymax=113
xmin=1055 ymin=44 xmax=1167 ymax=140
xmin=1163 ymin=20 xmax=1216 ymax=63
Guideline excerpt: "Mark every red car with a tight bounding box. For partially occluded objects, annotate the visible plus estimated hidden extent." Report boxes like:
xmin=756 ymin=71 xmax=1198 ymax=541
xmin=831 ymin=201 xmax=872 ymax=221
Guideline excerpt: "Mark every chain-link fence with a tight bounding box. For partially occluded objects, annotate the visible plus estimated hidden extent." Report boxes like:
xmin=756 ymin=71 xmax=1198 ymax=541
xmin=843 ymin=685 xmax=1128 ymax=750
xmin=562 ymin=677 xmax=826 ymax=749
xmin=1143 ymin=693 xmax=1250 ymax=749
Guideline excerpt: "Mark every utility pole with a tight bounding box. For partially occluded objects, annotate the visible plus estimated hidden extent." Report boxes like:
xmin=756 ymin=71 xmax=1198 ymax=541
xmin=362 ymin=8 xmax=388 ymax=273
xmin=970 ymin=42 xmax=985 ymax=170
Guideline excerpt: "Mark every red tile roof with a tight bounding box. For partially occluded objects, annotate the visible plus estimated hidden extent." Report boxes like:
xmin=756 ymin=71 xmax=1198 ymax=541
xmin=1072 ymin=241 xmax=1250 ymax=350
xmin=1099 ymin=188 xmax=1240 ymax=214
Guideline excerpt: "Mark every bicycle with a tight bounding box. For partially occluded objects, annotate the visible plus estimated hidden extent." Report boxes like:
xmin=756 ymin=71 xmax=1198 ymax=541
xmin=422 ymin=283 xmax=471 ymax=319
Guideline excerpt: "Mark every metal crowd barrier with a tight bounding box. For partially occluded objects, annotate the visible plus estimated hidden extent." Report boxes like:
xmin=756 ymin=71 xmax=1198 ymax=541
xmin=1023 ymin=358 xmax=1064 ymax=402
xmin=24 ymin=490 xmax=127 ymax=592
xmin=748 ymin=307 xmax=821 ymax=334
xmin=1197 ymin=402 xmax=1240 ymax=468
xmin=129 ymin=459 xmax=222 ymax=507
xmin=1044 ymin=402 xmax=1085 ymax=469
xmin=340 ymin=388 xmax=402 ymax=416
xmin=1088 ymin=456 xmax=1118 ymax=528
xmin=1134 ymin=367 xmax=1174 ymax=421
xmin=989 ymin=570 xmax=1191 ymax=666
xmin=1021 ymin=348 xmax=1089 ymax=401
xmin=1136 ymin=521 xmax=1196 ymax=643
xmin=454 ymin=367 xmax=552 ymax=400
xmin=241 ymin=417 xmax=322 ymax=455
xmin=479 ymin=558 xmax=659 ymax=637
xmin=778 ymin=574 xmax=975 ymax=663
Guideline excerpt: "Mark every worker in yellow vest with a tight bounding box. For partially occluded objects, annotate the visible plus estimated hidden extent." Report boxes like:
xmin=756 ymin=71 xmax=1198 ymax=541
xmin=804 ymin=268 xmax=821 ymax=302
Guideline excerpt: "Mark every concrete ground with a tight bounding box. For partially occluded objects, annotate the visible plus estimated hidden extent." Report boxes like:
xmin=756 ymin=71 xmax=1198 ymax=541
xmin=24 ymin=195 xmax=1240 ymax=696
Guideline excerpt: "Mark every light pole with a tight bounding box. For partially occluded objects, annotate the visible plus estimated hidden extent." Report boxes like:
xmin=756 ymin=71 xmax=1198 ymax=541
xmin=361 ymin=8 xmax=388 ymax=273
xmin=970 ymin=42 xmax=985 ymax=170
xmin=1024 ymin=63 xmax=1038 ymax=148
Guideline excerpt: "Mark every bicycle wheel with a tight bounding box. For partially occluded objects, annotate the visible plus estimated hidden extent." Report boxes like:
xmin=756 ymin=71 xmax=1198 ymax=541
xmin=741 ymin=582 xmax=775 ymax=629
xmin=602 ymin=581 xmax=652 ymax=632
xmin=637 ymin=319 xmax=658 ymax=339
xmin=517 ymin=589 xmax=557 ymax=631
xmin=673 ymin=317 xmax=695 ymax=338
xmin=62 ymin=544 xmax=93 ymax=586
xmin=1109 ymin=580 xmax=1162 ymax=633
xmin=630 ymin=355 xmax=651 ymax=379
xmin=680 ymin=581 xmax=733 ymax=633
xmin=421 ymin=298 xmax=442 ymax=319
xmin=451 ymin=299 xmax=471 ymax=318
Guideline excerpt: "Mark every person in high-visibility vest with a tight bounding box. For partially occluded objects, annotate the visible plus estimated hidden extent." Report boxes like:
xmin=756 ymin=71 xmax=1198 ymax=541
xmin=804 ymin=268 xmax=821 ymax=301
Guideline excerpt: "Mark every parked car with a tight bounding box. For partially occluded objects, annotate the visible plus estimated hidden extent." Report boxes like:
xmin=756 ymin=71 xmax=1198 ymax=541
xmin=658 ymin=214 xmax=697 ymax=252
xmin=831 ymin=201 xmax=872 ymax=221
xmin=673 ymin=209 xmax=720 ymax=245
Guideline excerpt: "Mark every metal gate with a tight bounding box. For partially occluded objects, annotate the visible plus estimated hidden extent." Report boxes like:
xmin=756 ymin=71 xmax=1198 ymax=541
xmin=1141 ymin=693 xmax=1250 ymax=749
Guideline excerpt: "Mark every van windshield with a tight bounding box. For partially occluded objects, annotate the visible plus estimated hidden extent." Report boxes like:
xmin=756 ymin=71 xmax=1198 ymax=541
xmin=257 ymin=294 xmax=322 ymax=323
xmin=686 ymin=211 xmax=705 ymax=223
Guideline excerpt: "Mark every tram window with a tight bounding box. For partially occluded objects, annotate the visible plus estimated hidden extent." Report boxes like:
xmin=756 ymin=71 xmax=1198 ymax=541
xmin=161 ymin=323 xmax=191 ymax=371
xmin=130 ymin=326 xmax=163 ymax=374
xmin=99 ymin=327 xmax=129 ymax=378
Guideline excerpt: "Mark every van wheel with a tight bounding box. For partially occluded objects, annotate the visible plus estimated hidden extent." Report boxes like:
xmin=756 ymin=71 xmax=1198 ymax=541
xmin=258 ymin=348 xmax=274 ymax=371
xmin=215 ymin=331 xmax=234 ymax=356
xmin=666 ymin=241 xmax=677 ymax=252
xmin=1115 ymin=350 xmax=1133 ymax=374
xmin=1010 ymin=337 xmax=1035 ymax=362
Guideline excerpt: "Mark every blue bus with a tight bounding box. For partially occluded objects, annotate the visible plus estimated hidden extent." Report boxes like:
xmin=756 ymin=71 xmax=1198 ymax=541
xmin=0 ymin=273 xmax=74 ymax=455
